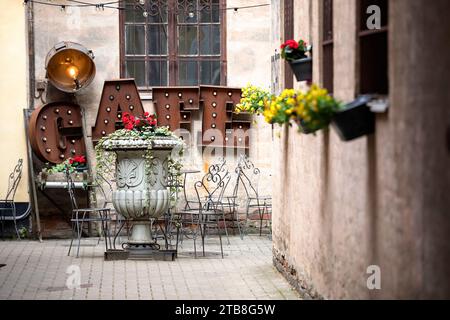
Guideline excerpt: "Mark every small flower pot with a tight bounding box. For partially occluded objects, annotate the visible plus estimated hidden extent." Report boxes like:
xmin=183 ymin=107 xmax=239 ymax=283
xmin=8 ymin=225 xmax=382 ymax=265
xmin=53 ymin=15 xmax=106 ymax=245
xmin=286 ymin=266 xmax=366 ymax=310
xmin=296 ymin=119 xmax=315 ymax=134
xmin=331 ymin=95 xmax=375 ymax=141
xmin=289 ymin=57 xmax=313 ymax=82
xmin=75 ymin=165 xmax=88 ymax=173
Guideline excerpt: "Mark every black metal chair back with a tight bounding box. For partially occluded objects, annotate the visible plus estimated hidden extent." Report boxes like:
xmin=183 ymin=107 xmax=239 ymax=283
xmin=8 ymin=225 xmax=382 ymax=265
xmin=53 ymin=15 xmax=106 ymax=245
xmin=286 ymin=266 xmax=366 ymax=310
xmin=236 ymin=155 xmax=261 ymax=199
xmin=65 ymin=167 xmax=78 ymax=211
xmin=194 ymin=161 xmax=230 ymax=211
xmin=1 ymin=159 xmax=24 ymax=239
xmin=94 ymin=172 xmax=114 ymax=209
xmin=4 ymin=159 xmax=23 ymax=202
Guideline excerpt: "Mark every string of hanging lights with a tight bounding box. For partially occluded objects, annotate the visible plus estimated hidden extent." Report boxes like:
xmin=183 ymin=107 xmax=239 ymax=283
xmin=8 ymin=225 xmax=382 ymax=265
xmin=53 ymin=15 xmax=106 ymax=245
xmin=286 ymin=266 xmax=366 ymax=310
xmin=23 ymin=0 xmax=270 ymax=15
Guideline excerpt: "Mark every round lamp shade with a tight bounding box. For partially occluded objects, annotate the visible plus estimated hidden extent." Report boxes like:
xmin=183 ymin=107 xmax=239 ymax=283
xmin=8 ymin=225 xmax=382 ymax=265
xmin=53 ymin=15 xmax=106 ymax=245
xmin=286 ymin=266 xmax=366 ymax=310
xmin=45 ymin=41 xmax=96 ymax=93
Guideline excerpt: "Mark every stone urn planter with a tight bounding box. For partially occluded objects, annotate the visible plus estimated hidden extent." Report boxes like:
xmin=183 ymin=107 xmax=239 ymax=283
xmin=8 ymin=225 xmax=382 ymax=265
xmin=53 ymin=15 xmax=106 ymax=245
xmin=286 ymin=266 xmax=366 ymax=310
xmin=101 ymin=136 xmax=182 ymax=248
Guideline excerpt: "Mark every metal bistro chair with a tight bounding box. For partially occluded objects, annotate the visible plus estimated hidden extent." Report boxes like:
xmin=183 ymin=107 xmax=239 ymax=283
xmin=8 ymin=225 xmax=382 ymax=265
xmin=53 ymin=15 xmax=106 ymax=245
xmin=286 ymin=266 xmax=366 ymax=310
xmin=237 ymin=155 xmax=272 ymax=237
xmin=66 ymin=168 xmax=112 ymax=257
xmin=0 ymin=159 xmax=23 ymax=239
xmin=179 ymin=162 xmax=231 ymax=258
xmin=92 ymin=172 xmax=127 ymax=249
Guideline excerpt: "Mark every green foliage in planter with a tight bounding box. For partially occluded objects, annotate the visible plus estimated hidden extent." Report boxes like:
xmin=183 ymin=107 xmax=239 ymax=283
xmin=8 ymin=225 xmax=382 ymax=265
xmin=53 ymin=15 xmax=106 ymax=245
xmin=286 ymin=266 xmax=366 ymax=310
xmin=264 ymin=85 xmax=342 ymax=134
xmin=235 ymin=84 xmax=273 ymax=115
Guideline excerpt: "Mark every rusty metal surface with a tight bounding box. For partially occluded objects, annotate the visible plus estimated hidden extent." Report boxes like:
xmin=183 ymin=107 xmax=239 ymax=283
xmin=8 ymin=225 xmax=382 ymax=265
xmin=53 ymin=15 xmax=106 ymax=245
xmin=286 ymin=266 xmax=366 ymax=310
xmin=152 ymin=86 xmax=199 ymax=131
xmin=92 ymin=79 xmax=145 ymax=143
xmin=199 ymin=85 xmax=247 ymax=148
xmin=28 ymin=101 xmax=86 ymax=164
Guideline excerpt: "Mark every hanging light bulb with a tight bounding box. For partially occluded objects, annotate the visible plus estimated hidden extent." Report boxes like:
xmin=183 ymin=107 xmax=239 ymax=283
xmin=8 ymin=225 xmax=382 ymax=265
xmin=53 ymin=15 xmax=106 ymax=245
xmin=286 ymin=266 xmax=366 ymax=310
xmin=66 ymin=65 xmax=79 ymax=80
xmin=139 ymin=0 xmax=146 ymax=5
xmin=188 ymin=11 xmax=195 ymax=18
xmin=143 ymin=11 xmax=148 ymax=17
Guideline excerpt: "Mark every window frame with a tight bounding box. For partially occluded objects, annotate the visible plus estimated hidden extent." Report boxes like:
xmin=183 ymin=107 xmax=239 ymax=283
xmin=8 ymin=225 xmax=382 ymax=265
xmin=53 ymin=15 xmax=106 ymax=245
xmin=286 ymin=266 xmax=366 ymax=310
xmin=322 ymin=0 xmax=333 ymax=94
xmin=119 ymin=0 xmax=227 ymax=92
xmin=357 ymin=0 xmax=389 ymax=96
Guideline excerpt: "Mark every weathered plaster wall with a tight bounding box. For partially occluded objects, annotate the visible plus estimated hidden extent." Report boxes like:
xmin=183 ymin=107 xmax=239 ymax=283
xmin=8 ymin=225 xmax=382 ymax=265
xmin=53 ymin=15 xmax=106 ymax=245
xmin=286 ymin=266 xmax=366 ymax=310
xmin=0 ymin=1 xmax=29 ymax=202
xmin=272 ymin=0 xmax=450 ymax=299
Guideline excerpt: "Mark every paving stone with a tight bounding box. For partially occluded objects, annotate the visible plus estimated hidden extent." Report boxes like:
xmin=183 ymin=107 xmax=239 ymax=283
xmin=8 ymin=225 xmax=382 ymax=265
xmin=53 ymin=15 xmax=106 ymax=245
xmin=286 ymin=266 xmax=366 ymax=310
xmin=0 ymin=236 xmax=300 ymax=300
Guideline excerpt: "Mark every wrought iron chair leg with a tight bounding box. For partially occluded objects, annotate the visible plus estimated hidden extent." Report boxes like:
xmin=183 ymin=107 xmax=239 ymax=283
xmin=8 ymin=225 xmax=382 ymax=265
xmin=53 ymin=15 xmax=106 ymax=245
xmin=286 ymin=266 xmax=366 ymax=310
xmin=0 ymin=214 xmax=4 ymax=239
xmin=76 ymin=211 xmax=87 ymax=258
xmin=244 ymin=199 xmax=251 ymax=237
xmin=235 ymin=209 xmax=243 ymax=240
xmin=76 ymin=218 xmax=82 ymax=258
xmin=221 ymin=210 xmax=230 ymax=245
xmin=219 ymin=203 xmax=230 ymax=244
xmin=113 ymin=220 xmax=125 ymax=250
xmin=12 ymin=205 xmax=20 ymax=240
xmin=201 ymin=223 xmax=206 ymax=257
xmin=218 ymin=221 xmax=224 ymax=259
xmin=68 ymin=221 xmax=76 ymax=256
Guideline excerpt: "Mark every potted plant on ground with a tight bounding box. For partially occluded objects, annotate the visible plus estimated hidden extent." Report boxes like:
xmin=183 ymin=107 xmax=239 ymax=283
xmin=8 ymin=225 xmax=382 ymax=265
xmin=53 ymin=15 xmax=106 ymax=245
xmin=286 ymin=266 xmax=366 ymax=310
xmin=39 ymin=155 xmax=89 ymax=189
xmin=95 ymin=112 xmax=184 ymax=257
xmin=281 ymin=39 xmax=312 ymax=82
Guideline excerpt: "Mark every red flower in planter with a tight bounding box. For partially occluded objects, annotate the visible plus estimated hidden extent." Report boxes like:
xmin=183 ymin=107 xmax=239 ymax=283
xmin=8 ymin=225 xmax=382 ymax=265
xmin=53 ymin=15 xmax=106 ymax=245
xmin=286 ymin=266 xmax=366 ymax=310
xmin=281 ymin=39 xmax=299 ymax=50
xmin=281 ymin=39 xmax=311 ymax=61
xmin=72 ymin=155 xmax=86 ymax=164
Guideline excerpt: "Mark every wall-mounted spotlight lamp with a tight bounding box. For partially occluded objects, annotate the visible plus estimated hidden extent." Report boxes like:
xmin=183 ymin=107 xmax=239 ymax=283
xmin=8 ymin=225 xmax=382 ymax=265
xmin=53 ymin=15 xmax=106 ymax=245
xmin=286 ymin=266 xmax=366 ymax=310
xmin=45 ymin=41 xmax=96 ymax=93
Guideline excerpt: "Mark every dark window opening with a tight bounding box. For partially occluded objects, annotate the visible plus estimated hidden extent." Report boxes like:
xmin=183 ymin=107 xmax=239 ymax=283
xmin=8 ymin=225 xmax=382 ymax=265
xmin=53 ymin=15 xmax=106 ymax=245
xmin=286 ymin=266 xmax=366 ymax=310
xmin=358 ymin=0 xmax=389 ymax=95
xmin=284 ymin=0 xmax=294 ymax=88
xmin=322 ymin=0 xmax=333 ymax=93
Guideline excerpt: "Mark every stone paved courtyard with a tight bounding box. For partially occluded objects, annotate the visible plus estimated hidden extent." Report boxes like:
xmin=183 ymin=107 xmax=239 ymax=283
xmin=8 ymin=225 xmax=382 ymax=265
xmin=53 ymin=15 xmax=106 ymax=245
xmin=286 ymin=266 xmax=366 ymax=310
xmin=0 ymin=235 xmax=299 ymax=300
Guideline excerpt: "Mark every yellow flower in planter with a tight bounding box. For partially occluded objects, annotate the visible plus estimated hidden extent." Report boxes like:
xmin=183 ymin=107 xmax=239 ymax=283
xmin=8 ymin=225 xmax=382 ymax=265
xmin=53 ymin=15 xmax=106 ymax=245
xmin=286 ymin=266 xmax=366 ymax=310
xmin=264 ymin=84 xmax=341 ymax=133
xmin=236 ymin=84 xmax=272 ymax=115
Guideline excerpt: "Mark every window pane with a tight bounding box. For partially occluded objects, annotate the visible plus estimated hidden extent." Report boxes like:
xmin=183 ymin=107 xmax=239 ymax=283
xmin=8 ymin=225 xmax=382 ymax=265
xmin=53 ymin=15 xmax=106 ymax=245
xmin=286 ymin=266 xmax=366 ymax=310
xmin=124 ymin=1 xmax=145 ymax=23
xmin=200 ymin=60 xmax=220 ymax=85
xmin=125 ymin=25 xmax=145 ymax=55
xmin=148 ymin=24 xmax=168 ymax=55
xmin=177 ymin=0 xmax=198 ymax=23
xmin=178 ymin=60 xmax=198 ymax=85
xmin=147 ymin=1 xmax=168 ymax=23
xmin=148 ymin=60 xmax=168 ymax=86
xmin=200 ymin=25 xmax=220 ymax=55
xmin=212 ymin=1 xmax=220 ymax=22
xmin=125 ymin=60 xmax=146 ymax=87
xmin=200 ymin=1 xmax=219 ymax=23
xmin=178 ymin=26 xmax=198 ymax=55
xmin=200 ymin=5 xmax=211 ymax=23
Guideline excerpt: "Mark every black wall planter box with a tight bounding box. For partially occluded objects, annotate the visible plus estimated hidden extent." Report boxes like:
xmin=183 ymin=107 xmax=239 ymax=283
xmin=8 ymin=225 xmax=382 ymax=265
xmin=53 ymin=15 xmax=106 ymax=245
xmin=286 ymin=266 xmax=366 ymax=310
xmin=289 ymin=57 xmax=312 ymax=82
xmin=332 ymin=95 xmax=375 ymax=141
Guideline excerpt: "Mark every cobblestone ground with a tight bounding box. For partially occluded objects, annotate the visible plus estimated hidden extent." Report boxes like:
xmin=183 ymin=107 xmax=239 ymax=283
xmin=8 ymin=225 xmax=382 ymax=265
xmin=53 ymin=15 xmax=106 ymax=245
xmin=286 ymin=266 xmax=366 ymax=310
xmin=0 ymin=235 xmax=300 ymax=300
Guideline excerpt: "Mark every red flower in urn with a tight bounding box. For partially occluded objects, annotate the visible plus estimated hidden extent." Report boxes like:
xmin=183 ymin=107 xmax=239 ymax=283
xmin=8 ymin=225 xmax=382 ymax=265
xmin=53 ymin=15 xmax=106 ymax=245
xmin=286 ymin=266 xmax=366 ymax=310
xmin=122 ymin=112 xmax=157 ymax=131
